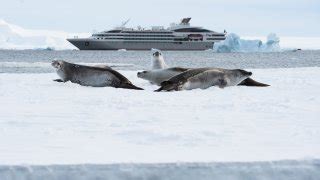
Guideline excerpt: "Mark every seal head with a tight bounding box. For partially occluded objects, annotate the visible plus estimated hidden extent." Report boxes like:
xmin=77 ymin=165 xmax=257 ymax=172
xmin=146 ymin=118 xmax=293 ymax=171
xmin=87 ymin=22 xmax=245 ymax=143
xmin=137 ymin=67 xmax=190 ymax=85
xmin=151 ymin=50 xmax=168 ymax=70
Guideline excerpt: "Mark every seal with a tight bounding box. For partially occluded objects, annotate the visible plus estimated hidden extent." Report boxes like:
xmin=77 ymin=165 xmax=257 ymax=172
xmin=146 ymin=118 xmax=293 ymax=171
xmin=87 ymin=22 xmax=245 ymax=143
xmin=148 ymin=51 xmax=269 ymax=87
xmin=138 ymin=67 xmax=269 ymax=87
xmin=51 ymin=60 xmax=143 ymax=90
xmin=151 ymin=51 xmax=168 ymax=70
xmin=93 ymin=64 xmax=112 ymax=69
xmin=155 ymin=68 xmax=253 ymax=91
xmin=137 ymin=67 xmax=189 ymax=85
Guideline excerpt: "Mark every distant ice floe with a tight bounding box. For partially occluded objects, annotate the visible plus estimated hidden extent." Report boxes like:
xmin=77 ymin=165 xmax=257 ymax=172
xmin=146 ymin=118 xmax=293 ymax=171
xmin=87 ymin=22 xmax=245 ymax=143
xmin=214 ymin=33 xmax=281 ymax=53
xmin=0 ymin=19 xmax=89 ymax=50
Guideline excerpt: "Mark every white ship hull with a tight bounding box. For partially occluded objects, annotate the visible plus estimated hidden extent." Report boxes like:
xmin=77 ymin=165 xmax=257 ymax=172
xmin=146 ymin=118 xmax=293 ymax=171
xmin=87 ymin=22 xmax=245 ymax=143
xmin=67 ymin=38 xmax=215 ymax=51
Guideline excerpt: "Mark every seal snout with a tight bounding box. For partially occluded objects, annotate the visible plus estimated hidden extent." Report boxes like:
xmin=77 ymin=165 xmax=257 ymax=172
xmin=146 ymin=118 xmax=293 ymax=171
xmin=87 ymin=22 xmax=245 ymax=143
xmin=51 ymin=60 xmax=60 ymax=69
xmin=238 ymin=69 xmax=252 ymax=77
xmin=153 ymin=51 xmax=161 ymax=57
xmin=137 ymin=71 xmax=147 ymax=77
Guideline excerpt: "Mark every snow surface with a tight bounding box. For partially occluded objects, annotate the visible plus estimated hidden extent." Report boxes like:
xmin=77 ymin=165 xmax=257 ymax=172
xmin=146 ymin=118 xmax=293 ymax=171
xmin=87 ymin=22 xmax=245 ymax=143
xmin=0 ymin=68 xmax=319 ymax=165
xmin=1 ymin=19 xmax=320 ymax=50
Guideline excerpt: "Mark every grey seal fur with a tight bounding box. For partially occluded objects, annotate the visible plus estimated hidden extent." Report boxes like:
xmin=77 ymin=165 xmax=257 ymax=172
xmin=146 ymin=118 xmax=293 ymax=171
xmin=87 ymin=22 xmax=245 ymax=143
xmin=52 ymin=60 xmax=143 ymax=90
xmin=137 ymin=67 xmax=190 ymax=86
xmin=138 ymin=67 xmax=269 ymax=87
xmin=155 ymin=68 xmax=253 ymax=91
xmin=147 ymin=50 xmax=269 ymax=87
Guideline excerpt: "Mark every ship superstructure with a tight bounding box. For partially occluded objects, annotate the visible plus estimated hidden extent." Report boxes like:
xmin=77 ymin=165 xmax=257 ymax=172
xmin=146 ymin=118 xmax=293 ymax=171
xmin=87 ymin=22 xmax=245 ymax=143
xmin=67 ymin=18 xmax=226 ymax=50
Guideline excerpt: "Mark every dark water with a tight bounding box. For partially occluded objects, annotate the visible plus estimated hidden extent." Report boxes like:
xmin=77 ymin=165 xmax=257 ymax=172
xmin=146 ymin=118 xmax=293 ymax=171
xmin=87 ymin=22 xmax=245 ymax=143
xmin=0 ymin=50 xmax=319 ymax=73
xmin=0 ymin=160 xmax=319 ymax=180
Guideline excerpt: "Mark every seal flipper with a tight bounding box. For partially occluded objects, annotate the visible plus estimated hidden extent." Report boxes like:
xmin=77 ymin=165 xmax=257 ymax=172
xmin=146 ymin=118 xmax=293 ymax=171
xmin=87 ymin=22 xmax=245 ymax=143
xmin=155 ymin=81 xmax=176 ymax=92
xmin=53 ymin=79 xmax=64 ymax=82
xmin=238 ymin=78 xmax=270 ymax=87
xmin=119 ymin=83 xmax=144 ymax=90
xmin=154 ymin=87 xmax=163 ymax=92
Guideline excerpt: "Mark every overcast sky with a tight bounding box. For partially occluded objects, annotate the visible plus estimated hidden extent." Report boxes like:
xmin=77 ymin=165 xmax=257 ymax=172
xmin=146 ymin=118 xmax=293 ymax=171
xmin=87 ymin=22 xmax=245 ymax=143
xmin=1 ymin=0 xmax=319 ymax=36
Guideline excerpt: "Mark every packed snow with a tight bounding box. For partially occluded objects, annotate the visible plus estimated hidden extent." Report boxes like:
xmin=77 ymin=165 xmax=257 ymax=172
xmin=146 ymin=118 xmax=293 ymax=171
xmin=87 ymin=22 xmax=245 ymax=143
xmin=1 ymin=19 xmax=320 ymax=50
xmin=0 ymin=68 xmax=319 ymax=165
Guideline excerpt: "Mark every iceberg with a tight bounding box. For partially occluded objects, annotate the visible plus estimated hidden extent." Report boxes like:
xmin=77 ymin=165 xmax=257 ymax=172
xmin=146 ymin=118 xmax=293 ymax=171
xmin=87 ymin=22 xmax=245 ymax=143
xmin=214 ymin=33 xmax=281 ymax=52
xmin=0 ymin=19 xmax=89 ymax=50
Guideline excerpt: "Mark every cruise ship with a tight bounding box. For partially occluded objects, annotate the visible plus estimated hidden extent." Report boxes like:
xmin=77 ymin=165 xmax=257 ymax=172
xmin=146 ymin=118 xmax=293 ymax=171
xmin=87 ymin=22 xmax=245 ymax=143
xmin=67 ymin=18 xmax=226 ymax=51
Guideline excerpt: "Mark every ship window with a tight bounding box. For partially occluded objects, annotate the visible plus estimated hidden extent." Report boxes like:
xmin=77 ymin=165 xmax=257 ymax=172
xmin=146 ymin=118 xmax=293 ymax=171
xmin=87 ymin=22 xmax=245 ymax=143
xmin=174 ymin=28 xmax=212 ymax=32
xmin=85 ymin=42 xmax=89 ymax=46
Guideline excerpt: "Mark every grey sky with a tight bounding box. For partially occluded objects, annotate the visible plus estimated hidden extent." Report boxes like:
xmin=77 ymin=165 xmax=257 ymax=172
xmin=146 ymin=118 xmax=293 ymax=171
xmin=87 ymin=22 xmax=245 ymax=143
xmin=1 ymin=0 xmax=319 ymax=36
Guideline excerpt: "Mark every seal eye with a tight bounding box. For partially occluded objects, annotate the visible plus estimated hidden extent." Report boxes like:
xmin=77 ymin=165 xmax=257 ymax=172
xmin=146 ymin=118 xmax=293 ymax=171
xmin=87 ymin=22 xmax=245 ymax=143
xmin=51 ymin=61 xmax=61 ymax=68
xmin=142 ymin=71 xmax=147 ymax=73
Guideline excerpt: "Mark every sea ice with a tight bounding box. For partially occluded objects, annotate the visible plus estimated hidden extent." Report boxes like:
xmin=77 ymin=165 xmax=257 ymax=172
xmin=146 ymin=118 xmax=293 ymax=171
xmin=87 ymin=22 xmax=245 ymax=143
xmin=0 ymin=68 xmax=319 ymax=165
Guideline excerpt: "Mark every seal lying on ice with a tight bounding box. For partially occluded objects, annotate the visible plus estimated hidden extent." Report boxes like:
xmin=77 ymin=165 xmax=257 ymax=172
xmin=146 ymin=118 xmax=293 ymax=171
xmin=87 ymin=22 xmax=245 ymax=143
xmin=151 ymin=51 xmax=168 ymax=70
xmin=155 ymin=68 xmax=253 ymax=91
xmin=137 ymin=67 xmax=190 ymax=86
xmin=138 ymin=67 xmax=269 ymax=87
xmin=140 ymin=51 xmax=269 ymax=87
xmin=51 ymin=60 xmax=143 ymax=90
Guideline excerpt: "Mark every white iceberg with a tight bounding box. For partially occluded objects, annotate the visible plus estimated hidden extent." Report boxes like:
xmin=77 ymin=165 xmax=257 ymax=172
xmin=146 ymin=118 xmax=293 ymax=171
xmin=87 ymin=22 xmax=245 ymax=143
xmin=214 ymin=33 xmax=281 ymax=52
xmin=0 ymin=19 xmax=89 ymax=50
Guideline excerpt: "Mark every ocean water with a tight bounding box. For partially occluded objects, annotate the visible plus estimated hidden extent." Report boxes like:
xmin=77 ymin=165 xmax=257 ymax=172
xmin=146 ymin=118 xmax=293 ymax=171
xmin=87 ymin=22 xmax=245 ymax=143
xmin=0 ymin=50 xmax=320 ymax=73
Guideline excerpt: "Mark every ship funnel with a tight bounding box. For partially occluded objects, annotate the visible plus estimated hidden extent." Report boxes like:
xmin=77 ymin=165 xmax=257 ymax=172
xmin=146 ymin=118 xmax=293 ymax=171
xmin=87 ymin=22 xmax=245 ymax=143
xmin=180 ymin=18 xmax=191 ymax=25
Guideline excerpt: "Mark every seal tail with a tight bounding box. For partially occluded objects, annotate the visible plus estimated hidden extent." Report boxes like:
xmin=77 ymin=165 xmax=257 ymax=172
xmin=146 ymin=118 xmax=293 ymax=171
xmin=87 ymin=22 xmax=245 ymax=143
xmin=120 ymin=83 xmax=144 ymax=90
xmin=238 ymin=78 xmax=270 ymax=87
xmin=154 ymin=87 xmax=164 ymax=92
xmin=154 ymin=81 xmax=176 ymax=92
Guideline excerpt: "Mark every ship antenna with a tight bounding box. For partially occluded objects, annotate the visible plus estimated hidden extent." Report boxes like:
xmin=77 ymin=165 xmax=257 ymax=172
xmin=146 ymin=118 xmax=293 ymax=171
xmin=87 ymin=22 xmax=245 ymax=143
xmin=121 ymin=19 xmax=130 ymax=28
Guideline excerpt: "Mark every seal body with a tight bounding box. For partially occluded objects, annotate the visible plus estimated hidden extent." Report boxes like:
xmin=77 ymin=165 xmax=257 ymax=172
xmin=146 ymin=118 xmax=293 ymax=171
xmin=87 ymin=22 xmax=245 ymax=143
xmin=93 ymin=64 xmax=112 ymax=69
xmin=149 ymin=51 xmax=268 ymax=87
xmin=151 ymin=51 xmax=168 ymax=70
xmin=52 ymin=60 xmax=143 ymax=90
xmin=137 ymin=67 xmax=189 ymax=85
xmin=155 ymin=68 xmax=252 ymax=91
